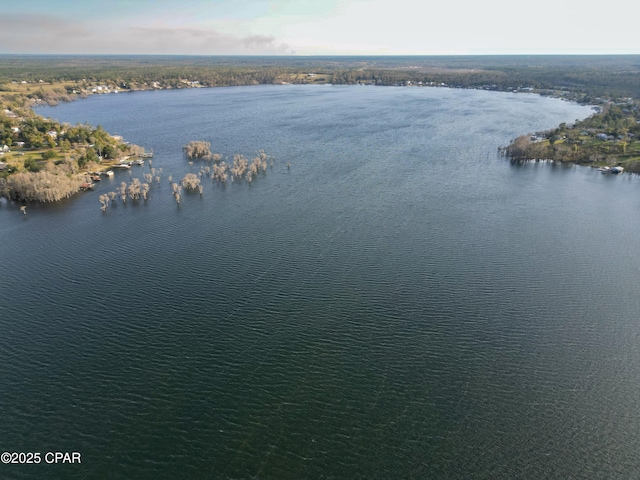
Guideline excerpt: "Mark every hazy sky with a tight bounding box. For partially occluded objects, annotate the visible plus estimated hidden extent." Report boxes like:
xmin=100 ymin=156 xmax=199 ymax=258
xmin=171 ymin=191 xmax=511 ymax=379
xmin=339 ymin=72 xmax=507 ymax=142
xmin=1 ymin=0 xmax=638 ymax=55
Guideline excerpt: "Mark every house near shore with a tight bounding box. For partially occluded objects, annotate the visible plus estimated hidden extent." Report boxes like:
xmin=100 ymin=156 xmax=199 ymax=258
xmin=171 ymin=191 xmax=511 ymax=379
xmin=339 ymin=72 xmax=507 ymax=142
xmin=596 ymin=133 xmax=614 ymax=141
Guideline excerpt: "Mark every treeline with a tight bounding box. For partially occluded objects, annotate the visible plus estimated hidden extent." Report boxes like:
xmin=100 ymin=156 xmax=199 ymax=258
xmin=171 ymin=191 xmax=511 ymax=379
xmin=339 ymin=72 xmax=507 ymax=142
xmin=4 ymin=55 xmax=640 ymax=99
xmin=331 ymin=67 xmax=640 ymax=100
xmin=0 ymin=58 xmax=299 ymax=90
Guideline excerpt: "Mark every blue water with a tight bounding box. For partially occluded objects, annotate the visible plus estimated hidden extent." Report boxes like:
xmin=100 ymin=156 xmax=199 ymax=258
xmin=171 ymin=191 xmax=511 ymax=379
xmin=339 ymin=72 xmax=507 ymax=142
xmin=2 ymin=85 xmax=640 ymax=479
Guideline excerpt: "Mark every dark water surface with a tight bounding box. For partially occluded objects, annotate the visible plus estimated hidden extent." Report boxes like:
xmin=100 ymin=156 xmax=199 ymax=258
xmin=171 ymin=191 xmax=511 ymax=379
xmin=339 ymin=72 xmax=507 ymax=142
xmin=2 ymin=85 xmax=639 ymax=479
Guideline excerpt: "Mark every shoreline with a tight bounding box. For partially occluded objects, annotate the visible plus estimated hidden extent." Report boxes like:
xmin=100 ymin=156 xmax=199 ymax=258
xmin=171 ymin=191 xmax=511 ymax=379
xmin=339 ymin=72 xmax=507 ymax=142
xmin=2 ymin=68 xmax=636 ymax=203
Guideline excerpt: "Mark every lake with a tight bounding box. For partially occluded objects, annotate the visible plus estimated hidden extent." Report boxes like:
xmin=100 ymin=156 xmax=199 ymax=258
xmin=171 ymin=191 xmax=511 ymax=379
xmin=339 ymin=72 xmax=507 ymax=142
xmin=2 ymin=85 xmax=640 ymax=479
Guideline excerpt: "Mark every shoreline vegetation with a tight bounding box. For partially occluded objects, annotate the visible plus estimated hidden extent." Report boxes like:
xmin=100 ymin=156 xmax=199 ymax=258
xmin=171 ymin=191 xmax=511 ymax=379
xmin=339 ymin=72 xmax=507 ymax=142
xmin=2 ymin=55 xmax=640 ymax=203
xmin=500 ymin=100 xmax=640 ymax=172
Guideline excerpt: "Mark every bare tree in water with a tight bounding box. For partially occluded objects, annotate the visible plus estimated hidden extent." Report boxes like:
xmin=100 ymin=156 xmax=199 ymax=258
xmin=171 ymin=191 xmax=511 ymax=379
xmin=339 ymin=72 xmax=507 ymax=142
xmin=183 ymin=141 xmax=212 ymax=160
xmin=99 ymin=194 xmax=109 ymax=211
xmin=127 ymin=178 xmax=142 ymax=200
xmin=212 ymin=162 xmax=229 ymax=183
xmin=230 ymin=154 xmax=249 ymax=180
xmin=181 ymin=173 xmax=201 ymax=191
xmin=119 ymin=182 xmax=127 ymax=203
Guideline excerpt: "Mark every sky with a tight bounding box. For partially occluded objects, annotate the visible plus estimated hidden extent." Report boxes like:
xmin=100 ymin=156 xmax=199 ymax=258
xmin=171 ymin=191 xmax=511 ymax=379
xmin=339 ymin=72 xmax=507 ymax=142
xmin=1 ymin=0 xmax=638 ymax=56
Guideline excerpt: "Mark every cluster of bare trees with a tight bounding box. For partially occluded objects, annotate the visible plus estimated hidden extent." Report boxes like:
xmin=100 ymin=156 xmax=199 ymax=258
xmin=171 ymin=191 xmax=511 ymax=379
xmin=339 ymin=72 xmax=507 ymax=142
xmin=126 ymin=178 xmax=150 ymax=200
xmin=183 ymin=141 xmax=212 ymax=159
xmin=142 ymin=168 xmax=162 ymax=185
xmin=211 ymin=162 xmax=229 ymax=183
xmin=91 ymin=149 xmax=276 ymax=212
xmin=230 ymin=154 xmax=249 ymax=179
xmin=97 ymin=177 xmax=152 ymax=211
xmin=503 ymin=135 xmax=533 ymax=161
xmin=206 ymin=150 xmax=271 ymax=184
xmin=181 ymin=144 xmax=273 ymax=184
xmin=182 ymin=140 xmax=273 ymax=184
xmin=0 ymin=170 xmax=88 ymax=202
xmin=181 ymin=173 xmax=201 ymax=191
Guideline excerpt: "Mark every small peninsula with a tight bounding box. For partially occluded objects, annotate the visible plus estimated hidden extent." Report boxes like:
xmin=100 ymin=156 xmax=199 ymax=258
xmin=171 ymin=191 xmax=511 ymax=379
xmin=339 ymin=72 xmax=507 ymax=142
xmin=502 ymin=101 xmax=640 ymax=173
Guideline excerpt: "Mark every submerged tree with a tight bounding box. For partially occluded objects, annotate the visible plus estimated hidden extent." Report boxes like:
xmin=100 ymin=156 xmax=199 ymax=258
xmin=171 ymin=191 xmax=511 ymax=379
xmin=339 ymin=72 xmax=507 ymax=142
xmin=183 ymin=141 xmax=212 ymax=160
xmin=181 ymin=173 xmax=201 ymax=191
xmin=119 ymin=181 xmax=127 ymax=203
xmin=127 ymin=178 xmax=141 ymax=200
xmin=99 ymin=194 xmax=109 ymax=211
xmin=230 ymin=154 xmax=249 ymax=180
xmin=171 ymin=182 xmax=182 ymax=204
xmin=212 ymin=162 xmax=229 ymax=183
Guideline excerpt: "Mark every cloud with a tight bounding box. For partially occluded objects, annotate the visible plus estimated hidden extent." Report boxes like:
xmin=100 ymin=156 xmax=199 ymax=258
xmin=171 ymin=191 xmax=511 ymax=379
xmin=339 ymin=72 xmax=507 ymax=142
xmin=124 ymin=27 xmax=290 ymax=54
xmin=0 ymin=14 xmax=290 ymax=55
xmin=0 ymin=14 xmax=94 ymax=51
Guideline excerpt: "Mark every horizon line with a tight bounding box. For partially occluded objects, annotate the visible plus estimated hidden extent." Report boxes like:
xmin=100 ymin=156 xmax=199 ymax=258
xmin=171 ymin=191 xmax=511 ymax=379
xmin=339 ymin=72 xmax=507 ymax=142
xmin=2 ymin=52 xmax=640 ymax=57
